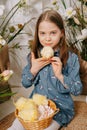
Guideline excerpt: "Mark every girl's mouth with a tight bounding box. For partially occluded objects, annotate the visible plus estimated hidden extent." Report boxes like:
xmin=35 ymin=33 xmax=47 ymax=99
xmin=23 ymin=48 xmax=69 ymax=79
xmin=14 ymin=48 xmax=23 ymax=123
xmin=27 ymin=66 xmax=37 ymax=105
xmin=45 ymin=43 xmax=52 ymax=46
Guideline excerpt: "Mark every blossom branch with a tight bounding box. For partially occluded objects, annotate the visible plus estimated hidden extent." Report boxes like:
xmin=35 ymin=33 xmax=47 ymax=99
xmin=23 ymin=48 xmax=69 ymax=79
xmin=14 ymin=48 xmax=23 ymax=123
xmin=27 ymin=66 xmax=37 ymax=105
xmin=7 ymin=17 xmax=36 ymax=43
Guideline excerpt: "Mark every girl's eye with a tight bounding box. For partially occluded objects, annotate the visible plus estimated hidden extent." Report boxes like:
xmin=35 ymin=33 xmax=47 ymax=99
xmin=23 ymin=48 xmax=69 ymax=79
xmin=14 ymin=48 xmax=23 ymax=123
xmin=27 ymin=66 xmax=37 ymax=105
xmin=40 ymin=32 xmax=45 ymax=35
xmin=51 ymin=32 xmax=56 ymax=34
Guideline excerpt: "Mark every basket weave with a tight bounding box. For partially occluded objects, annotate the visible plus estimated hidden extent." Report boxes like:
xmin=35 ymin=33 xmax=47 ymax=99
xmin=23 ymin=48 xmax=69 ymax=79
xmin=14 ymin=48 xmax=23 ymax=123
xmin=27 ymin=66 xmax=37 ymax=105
xmin=15 ymin=100 xmax=59 ymax=130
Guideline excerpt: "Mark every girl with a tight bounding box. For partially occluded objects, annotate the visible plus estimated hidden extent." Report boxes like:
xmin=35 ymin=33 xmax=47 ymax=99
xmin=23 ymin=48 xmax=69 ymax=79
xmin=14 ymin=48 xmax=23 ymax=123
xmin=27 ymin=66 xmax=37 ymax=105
xmin=8 ymin=10 xmax=82 ymax=130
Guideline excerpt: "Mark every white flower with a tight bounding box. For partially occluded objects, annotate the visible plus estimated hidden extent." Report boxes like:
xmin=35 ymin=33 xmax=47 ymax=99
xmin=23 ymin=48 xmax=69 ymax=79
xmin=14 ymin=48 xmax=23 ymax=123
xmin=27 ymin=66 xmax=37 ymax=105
xmin=1 ymin=70 xmax=14 ymax=81
xmin=0 ymin=5 xmax=5 ymax=16
xmin=76 ymin=28 xmax=87 ymax=41
xmin=0 ymin=35 xmax=6 ymax=47
xmin=65 ymin=7 xmax=76 ymax=19
xmin=9 ymin=70 xmax=14 ymax=75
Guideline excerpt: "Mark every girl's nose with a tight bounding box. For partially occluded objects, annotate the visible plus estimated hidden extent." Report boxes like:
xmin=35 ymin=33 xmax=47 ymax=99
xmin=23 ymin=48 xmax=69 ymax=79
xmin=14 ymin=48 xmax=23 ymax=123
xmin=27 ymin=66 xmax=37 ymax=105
xmin=46 ymin=35 xmax=51 ymax=41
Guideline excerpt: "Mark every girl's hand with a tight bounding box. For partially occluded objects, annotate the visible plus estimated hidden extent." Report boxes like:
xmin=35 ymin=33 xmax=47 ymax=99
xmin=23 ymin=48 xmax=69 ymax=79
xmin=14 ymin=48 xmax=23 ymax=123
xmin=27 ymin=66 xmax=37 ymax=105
xmin=51 ymin=57 xmax=64 ymax=82
xmin=51 ymin=57 xmax=67 ymax=88
xmin=30 ymin=52 xmax=51 ymax=76
xmin=51 ymin=57 xmax=62 ymax=76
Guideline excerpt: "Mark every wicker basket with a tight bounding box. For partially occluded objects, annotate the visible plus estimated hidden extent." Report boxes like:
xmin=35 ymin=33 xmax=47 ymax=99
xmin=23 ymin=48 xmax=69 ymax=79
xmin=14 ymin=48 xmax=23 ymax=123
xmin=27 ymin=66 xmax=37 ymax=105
xmin=15 ymin=100 xmax=59 ymax=130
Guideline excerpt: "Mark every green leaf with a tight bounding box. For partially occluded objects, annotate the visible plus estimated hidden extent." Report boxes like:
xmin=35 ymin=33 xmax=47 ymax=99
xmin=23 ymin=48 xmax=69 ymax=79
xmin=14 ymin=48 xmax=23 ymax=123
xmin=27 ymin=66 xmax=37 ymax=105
xmin=0 ymin=92 xmax=17 ymax=97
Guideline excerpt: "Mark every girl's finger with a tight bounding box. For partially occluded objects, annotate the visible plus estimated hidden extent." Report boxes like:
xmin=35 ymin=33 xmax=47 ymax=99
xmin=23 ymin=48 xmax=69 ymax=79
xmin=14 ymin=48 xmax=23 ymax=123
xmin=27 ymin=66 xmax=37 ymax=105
xmin=31 ymin=52 xmax=35 ymax=60
xmin=51 ymin=57 xmax=60 ymax=62
xmin=37 ymin=57 xmax=51 ymax=62
xmin=52 ymin=62 xmax=59 ymax=65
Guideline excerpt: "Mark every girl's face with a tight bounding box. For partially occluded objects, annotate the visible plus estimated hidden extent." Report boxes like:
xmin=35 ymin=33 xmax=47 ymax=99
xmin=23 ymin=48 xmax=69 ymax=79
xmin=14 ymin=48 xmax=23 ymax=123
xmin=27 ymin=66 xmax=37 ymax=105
xmin=38 ymin=21 xmax=64 ymax=50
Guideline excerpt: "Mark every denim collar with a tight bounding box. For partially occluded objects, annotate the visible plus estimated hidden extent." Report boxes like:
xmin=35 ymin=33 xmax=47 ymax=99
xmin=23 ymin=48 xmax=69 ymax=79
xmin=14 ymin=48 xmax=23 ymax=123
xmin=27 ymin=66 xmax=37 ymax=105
xmin=54 ymin=50 xmax=60 ymax=57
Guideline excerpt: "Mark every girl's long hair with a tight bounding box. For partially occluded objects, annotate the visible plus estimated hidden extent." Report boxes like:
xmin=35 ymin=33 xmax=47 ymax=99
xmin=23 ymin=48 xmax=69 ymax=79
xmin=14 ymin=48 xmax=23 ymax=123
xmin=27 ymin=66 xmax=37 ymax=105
xmin=32 ymin=10 xmax=68 ymax=66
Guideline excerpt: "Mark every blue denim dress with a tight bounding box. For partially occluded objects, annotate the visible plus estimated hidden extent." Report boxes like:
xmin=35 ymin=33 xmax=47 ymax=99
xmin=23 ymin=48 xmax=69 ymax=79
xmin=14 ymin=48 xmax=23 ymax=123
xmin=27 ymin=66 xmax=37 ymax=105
xmin=21 ymin=51 xmax=82 ymax=127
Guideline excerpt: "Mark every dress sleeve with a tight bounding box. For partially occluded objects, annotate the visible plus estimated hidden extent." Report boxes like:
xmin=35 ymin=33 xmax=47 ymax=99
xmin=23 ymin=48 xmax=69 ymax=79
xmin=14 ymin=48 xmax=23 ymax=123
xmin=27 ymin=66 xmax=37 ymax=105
xmin=63 ymin=53 xmax=82 ymax=95
xmin=21 ymin=53 xmax=34 ymax=88
xmin=56 ymin=53 xmax=82 ymax=95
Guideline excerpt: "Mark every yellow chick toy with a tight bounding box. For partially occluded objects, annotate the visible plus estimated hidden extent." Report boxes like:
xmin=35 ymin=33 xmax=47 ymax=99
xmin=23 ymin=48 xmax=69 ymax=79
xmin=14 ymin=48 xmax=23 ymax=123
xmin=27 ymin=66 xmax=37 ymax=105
xmin=22 ymin=99 xmax=37 ymax=110
xmin=18 ymin=108 xmax=39 ymax=121
xmin=32 ymin=94 xmax=48 ymax=106
xmin=15 ymin=94 xmax=50 ymax=122
xmin=18 ymin=99 xmax=39 ymax=121
xmin=41 ymin=46 xmax=54 ymax=59
xmin=14 ymin=97 xmax=27 ymax=111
